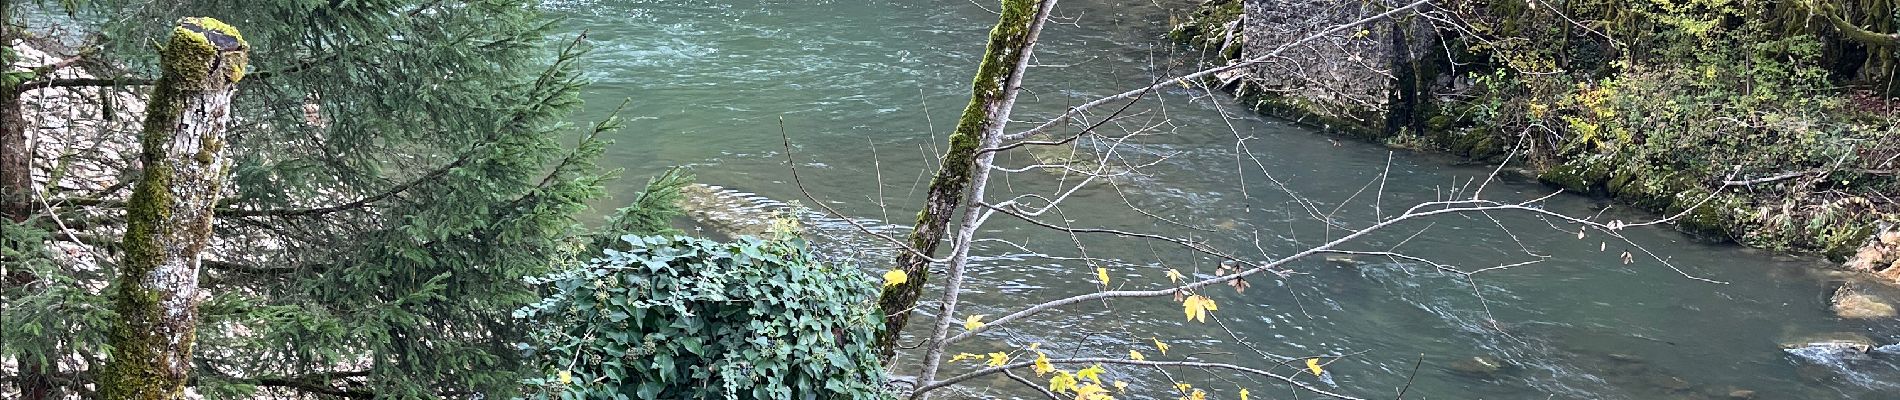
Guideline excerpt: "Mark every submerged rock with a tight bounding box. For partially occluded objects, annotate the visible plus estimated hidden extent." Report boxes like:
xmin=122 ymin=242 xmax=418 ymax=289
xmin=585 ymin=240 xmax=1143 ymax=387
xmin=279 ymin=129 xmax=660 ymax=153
xmin=1725 ymin=389 xmax=1756 ymax=399
xmin=1830 ymin=285 xmax=1897 ymax=319
xmin=1445 ymin=355 xmax=1508 ymax=378
xmin=1780 ymin=332 xmax=1877 ymax=357
xmin=676 ymin=184 xmax=795 ymax=239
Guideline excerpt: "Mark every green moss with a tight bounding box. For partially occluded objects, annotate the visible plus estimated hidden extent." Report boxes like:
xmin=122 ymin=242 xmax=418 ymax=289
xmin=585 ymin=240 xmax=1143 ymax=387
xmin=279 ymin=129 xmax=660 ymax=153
xmin=101 ymin=17 xmax=246 ymax=400
xmin=163 ymin=17 xmax=250 ymax=87
xmin=876 ymin=0 xmax=1040 ymax=356
xmin=1168 ymin=0 xmax=1243 ymax=61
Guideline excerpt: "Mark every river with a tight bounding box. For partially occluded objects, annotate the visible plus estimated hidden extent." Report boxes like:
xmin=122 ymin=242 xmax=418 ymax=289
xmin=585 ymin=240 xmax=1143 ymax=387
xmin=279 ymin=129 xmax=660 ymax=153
xmin=548 ymin=0 xmax=1900 ymax=398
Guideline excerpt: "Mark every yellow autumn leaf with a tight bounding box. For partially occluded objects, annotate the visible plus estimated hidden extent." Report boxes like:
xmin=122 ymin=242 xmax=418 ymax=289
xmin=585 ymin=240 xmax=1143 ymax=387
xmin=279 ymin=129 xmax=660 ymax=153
xmin=963 ymin=314 xmax=986 ymax=331
xmin=1188 ymin=388 xmax=1207 ymax=400
xmin=1049 ymin=370 xmax=1079 ymax=393
xmin=1165 ymin=268 xmax=1185 ymax=284
xmin=1076 ymin=364 xmax=1106 ymax=383
xmin=1097 ymin=267 xmax=1111 ymax=287
xmin=1113 ymin=380 xmax=1128 ymax=393
xmin=1239 ymin=388 xmax=1251 ymax=400
xmin=1152 ymin=337 xmax=1171 ymax=355
xmin=558 ymin=370 xmax=572 ymax=385
xmin=951 ymin=352 xmax=979 ymax=362
xmin=1076 ymin=383 xmax=1112 ymax=400
xmin=1129 ymin=350 xmax=1146 ymax=361
xmin=1183 ymin=294 xmax=1214 ymax=323
xmin=1305 ymin=358 xmax=1325 ymax=377
xmin=1028 ymin=342 xmax=1042 ymax=351
xmin=987 ymin=352 xmax=1010 ymax=367
xmin=882 ymin=269 xmax=907 ymax=287
xmin=1033 ymin=352 xmax=1054 ymax=376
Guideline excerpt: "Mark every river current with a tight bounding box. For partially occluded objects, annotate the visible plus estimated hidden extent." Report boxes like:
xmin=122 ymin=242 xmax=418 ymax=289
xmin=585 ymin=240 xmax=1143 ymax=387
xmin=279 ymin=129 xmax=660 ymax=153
xmin=550 ymin=0 xmax=1900 ymax=398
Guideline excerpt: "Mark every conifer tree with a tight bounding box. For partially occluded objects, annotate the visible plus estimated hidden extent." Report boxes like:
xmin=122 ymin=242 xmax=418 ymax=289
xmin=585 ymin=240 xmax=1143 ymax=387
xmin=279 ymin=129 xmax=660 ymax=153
xmin=2 ymin=1 xmax=646 ymax=397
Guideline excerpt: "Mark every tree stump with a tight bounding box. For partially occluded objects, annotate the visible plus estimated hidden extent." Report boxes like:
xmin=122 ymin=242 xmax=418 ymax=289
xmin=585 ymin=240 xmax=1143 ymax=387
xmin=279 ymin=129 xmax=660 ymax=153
xmin=101 ymin=17 xmax=246 ymax=400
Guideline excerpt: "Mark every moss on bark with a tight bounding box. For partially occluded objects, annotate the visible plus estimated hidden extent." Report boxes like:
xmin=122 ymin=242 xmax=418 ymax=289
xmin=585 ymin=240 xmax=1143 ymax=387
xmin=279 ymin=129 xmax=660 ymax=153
xmin=100 ymin=17 xmax=246 ymax=400
xmin=874 ymin=0 xmax=1044 ymax=359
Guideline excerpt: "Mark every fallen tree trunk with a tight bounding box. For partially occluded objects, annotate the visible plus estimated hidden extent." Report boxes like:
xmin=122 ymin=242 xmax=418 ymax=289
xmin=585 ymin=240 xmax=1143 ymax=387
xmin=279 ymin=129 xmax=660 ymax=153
xmin=100 ymin=17 xmax=247 ymax=400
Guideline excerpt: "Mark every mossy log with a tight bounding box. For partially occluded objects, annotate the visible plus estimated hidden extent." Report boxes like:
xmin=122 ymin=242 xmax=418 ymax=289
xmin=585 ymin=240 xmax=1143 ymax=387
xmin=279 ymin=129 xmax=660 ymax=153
xmin=100 ymin=17 xmax=246 ymax=400
xmin=874 ymin=0 xmax=1046 ymax=359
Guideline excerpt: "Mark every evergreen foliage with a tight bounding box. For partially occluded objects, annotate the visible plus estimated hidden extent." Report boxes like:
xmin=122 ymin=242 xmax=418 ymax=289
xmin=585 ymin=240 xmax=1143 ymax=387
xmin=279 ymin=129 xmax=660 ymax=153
xmin=0 ymin=0 xmax=690 ymax=397
xmin=515 ymin=232 xmax=889 ymax=400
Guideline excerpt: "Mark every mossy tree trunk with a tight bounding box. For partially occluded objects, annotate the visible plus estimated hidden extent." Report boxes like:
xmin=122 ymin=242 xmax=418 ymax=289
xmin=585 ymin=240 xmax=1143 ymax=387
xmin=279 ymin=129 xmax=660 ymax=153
xmin=874 ymin=0 xmax=1049 ymax=360
xmin=100 ymin=17 xmax=247 ymax=400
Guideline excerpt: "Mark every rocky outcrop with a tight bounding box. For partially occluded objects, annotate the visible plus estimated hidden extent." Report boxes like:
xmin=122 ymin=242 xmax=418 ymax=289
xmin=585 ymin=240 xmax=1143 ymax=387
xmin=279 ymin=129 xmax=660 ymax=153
xmin=1831 ymin=285 xmax=1897 ymax=319
xmin=1844 ymin=222 xmax=1900 ymax=285
xmin=1172 ymin=0 xmax=1442 ymax=137
xmin=1239 ymin=0 xmax=1437 ymax=136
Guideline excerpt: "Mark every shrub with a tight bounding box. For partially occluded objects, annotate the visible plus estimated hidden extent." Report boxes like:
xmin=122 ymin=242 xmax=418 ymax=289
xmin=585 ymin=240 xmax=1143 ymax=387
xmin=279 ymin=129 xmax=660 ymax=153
xmin=514 ymin=231 xmax=888 ymax=400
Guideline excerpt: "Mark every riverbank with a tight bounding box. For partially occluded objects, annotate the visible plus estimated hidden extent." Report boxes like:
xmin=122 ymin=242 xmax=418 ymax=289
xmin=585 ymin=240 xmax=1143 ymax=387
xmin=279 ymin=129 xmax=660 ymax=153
xmin=1170 ymin=0 xmax=1900 ymax=286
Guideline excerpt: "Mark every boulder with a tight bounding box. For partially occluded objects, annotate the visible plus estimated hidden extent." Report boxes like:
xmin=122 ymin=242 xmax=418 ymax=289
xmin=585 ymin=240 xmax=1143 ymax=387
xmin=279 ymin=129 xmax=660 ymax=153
xmin=1830 ymin=286 xmax=1897 ymax=319
xmin=1780 ymin=332 xmax=1876 ymax=356
xmin=1844 ymin=222 xmax=1899 ymax=285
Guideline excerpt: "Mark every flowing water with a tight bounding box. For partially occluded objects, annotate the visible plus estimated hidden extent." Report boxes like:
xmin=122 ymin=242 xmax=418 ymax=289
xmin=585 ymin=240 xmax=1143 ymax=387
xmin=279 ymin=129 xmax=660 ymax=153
xmin=549 ymin=0 xmax=1900 ymax=398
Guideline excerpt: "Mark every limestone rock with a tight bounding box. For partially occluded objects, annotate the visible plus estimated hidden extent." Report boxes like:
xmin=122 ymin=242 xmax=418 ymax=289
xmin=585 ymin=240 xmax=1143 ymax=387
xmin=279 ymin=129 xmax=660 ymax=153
xmin=1830 ymin=286 xmax=1897 ymax=319
xmin=1844 ymin=222 xmax=1900 ymax=285
xmin=1780 ymin=332 xmax=1876 ymax=355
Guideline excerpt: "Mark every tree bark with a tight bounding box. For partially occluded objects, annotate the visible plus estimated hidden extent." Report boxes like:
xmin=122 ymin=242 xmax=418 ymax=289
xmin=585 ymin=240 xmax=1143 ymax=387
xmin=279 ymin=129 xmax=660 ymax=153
xmin=1 ymin=2 xmax=56 ymax=398
xmin=0 ymin=0 xmax=27 ymax=226
xmin=874 ymin=0 xmax=1050 ymax=360
xmin=100 ymin=17 xmax=247 ymax=400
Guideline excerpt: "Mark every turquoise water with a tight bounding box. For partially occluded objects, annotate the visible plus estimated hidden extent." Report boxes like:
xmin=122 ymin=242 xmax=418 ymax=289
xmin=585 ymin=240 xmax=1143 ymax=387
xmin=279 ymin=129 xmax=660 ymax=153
xmin=551 ymin=1 xmax=1899 ymax=398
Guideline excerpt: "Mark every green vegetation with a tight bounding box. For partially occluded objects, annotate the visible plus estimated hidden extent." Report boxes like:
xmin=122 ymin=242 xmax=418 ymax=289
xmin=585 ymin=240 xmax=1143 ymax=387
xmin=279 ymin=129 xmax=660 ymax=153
xmin=515 ymin=230 xmax=888 ymax=399
xmin=1174 ymin=0 xmax=1900 ymax=258
xmin=0 ymin=0 xmax=686 ymax=398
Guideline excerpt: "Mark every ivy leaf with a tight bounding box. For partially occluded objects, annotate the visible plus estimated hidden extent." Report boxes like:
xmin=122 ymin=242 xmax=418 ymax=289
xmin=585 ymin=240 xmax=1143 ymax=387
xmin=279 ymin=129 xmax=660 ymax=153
xmin=962 ymin=314 xmax=987 ymax=331
xmin=882 ymin=269 xmax=907 ymax=287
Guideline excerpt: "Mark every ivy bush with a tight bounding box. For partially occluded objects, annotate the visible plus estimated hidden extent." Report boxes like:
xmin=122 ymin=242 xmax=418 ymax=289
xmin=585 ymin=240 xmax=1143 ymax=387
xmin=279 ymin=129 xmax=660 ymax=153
xmin=514 ymin=232 xmax=889 ymax=399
